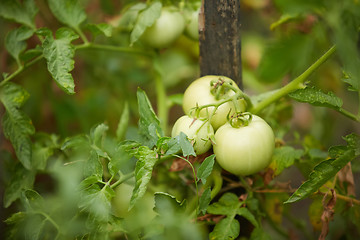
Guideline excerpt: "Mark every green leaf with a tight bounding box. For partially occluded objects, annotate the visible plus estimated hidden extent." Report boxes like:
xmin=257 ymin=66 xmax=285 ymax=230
xmin=162 ymin=133 xmax=195 ymax=157
xmin=5 ymin=26 xmax=35 ymax=65
xmin=20 ymin=45 xmax=43 ymax=62
xmin=128 ymin=146 xmax=158 ymax=210
xmin=197 ymin=154 xmax=215 ymax=184
xmin=289 ymin=86 xmax=343 ymax=110
xmin=274 ymin=0 xmax=324 ymax=15
xmin=84 ymin=149 xmax=104 ymax=179
xmin=209 ymin=217 xmax=240 ymax=240
xmin=31 ymin=133 xmax=59 ymax=170
xmin=5 ymin=212 xmax=26 ymax=224
xmin=0 ymin=83 xmax=35 ymax=169
xmin=130 ymin=1 xmax=162 ymax=45
xmin=207 ymin=193 xmax=243 ymax=215
xmin=137 ymin=88 xmax=164 ymax=147
xmin=153 ymin=192 xmax=186 ymax=215
xmin=250 ymin=227 xmax=272 ymax=240
xmin=208 ymin=193 xmax=257 ymax=240
xmin=164 ymin=137 xmax=181 ymax=155
xmin=87 ymin=23 xmax=113 ymax=37
xmin=38 ymin=27 xmax=79 ymax=94
xmin=116 ymin=102 xmax=129 ymax=141
xmin=4 ymin=211 xmax=27 ymax=239
xmin=21 ymin=189 xmax=44 ymax=211
xmin=47 ymin=0 xmax=86 ymax=29
xmin=90 ymin=123 xmax=109 ymax=147
xmin=79 ymin=184 xmax=115 ymax=221
xmin=178 ymin=132 xmax=196 ymax=157
xmin=199 ymin=187 xmax=211 ymax=215
xmin=269 ymin=146 xmax=304 ymax=175
xmin=79 ymin=175 xmax=100 ymax=190
xmin=0 ymin=0 xmax=38 ymax=29
xmin=285 ymin=134 xmax=360 ymax=204
xmin=257 ymin=33 xmax=314 ymax=83
xmin=3 ymin=164 xmax=35 ymax=208
xmin=326 ymin=1 xmax=360 ymax=91
xmin=117 ymin=3 xmax=147 ymax=31
xmin=236 ymin=208 xmax=259 ymax=228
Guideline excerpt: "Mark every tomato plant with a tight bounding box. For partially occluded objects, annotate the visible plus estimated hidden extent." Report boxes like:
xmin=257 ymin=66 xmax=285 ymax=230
xmin=171 ymin=115 xmax=213 ymax=155
xmin=213 ymin=114 xmax=275 ymax=176
xmin=182 ymin=75 xmax=247 ymax=130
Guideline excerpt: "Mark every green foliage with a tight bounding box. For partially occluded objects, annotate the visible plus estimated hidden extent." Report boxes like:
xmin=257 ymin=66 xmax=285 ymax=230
xmin=5 ymin=26 xmax=34 ymax=66
xmin=0 ymin=83 xmax=35 ymax=169
xmin=38 ymin=28 xmax=79 ymax=94
xmin=0 ymin=0 xmax=38 ymax=29
xmin=130 ymin=2 xmax=162 ymax=45
xmin=207 ymin=193 xmax=258 ymax=240
xmin=289 ymin=86 xmax=343 ymax=109
xmin=286 ymin=134 xmax=360 ymax=203
xmin=270 ymin=146 xmax=304 ymax=176
xmin=47 ymin=0 xmax=87 ymax=30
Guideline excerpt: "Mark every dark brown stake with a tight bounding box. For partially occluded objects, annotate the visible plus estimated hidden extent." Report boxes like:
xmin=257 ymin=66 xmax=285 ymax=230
xmin=199 ymin=0 xmax=242 ymax=88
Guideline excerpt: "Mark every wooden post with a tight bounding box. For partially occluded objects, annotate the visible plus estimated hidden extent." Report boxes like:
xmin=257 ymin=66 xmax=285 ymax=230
xmin=199 ymin=0 xmax=242 ymax=88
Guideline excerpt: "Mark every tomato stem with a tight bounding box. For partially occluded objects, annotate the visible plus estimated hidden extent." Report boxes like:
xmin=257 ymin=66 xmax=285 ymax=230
xmin=174 ymin=154 xmax=200 ymax=214
xmin=0 ymin=54 xmax=43 ymax=87
xmin=110 ymin=172 xmax=135 ymax=189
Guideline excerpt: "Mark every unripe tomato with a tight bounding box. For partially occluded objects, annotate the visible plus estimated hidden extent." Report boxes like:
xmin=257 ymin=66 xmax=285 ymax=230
xmin=171 ymin=115 xmax=214 ymax=155
xmin=141 ymin=8 xmax=185 ymax=49
xmin=213 ymin=115 xmax=275 ymax=176
xmin=184 ymin=9 xmax=199 ymax=41
xmin=182 ymin=75 xmax=246 ymax=130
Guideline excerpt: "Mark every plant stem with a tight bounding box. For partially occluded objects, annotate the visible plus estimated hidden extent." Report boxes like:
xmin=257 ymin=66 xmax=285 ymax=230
xmin=338 ymin=107 xmax=360 ymax=122
xmin=110 ymin=172 xmax=135 ymax=189
xmin=1 ymin=42 xmax=153 ymax=87
xmin=175 ymin=154 xmax=199 ymax=214
xmin=317 ymin=191 xmax=360 ymax=206
xmin=251 ymin=45 xmax=336 ymax=114
xmin=74 ymin=27 xmax=89 ymax=45
xmin=155 ymin=72 xmax=168 ymax=133
xmin=0 ymin=54 xmax=43 ymax=87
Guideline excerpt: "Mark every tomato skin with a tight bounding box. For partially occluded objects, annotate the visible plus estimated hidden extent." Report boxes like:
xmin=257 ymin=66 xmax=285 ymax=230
xmin=184 ymin=9 xmax=199 ymax=40
xmin=141 ymin=8 xmax=185 ymax=49
xmin=182 ymin=75 xmax=246 ymax=130
xmin=171 ymin=115 xmax=214 ymax=155
xmin=213 ymin=115 xmax=275 ymax=176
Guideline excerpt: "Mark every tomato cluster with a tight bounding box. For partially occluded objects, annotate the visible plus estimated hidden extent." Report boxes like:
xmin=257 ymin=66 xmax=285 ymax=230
xmin=171 ymin=75 xmax=275 ymax=176
xmin=141 ymin=7 xmax=200 ymax=49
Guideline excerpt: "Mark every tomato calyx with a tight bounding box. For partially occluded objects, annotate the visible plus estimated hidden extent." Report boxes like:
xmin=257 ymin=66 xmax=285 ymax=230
xmin=209 ymin=77 xmax=238 ymax=100
xmin=228 ymin=112 xmax=253 ymax=128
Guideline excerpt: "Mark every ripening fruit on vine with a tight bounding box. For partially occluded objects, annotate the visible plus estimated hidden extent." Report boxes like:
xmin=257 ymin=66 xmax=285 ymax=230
xmin=141 ymin=8 xmax=185 ymax=49
xmin=171 ymin=115 xmax=214 ymax=155
xmin=213 ymin=114 xmax=275 ymax=176
xmin=182 ymin=75 xmax=246 ymax=130
xmin=184 ymin=8 xmax=199 ymax=41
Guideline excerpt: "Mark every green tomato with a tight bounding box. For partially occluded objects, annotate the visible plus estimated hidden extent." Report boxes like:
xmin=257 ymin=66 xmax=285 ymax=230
xmin=184 ymin=9 xmax=199 ymax=41
xmin=141 ymin=8 xmax=185 ymax=49
xmin=182 ymin=75 xmax=246 ymax=130
xmin=213 ymin=115 xmax=275 ymax=176
xmin=112 ymin=183 xmax=156 ymax=231
xmin=171 ymin=115 xmax=214 ymax=155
